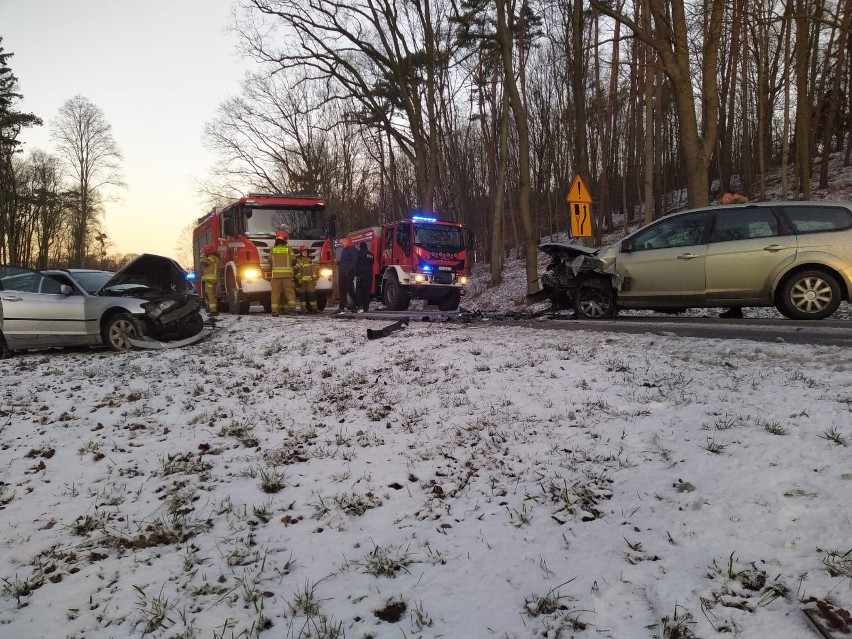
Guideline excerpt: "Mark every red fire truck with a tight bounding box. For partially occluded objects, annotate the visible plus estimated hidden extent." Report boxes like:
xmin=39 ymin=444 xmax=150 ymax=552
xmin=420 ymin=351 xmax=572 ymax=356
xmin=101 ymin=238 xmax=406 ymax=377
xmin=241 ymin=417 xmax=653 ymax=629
xmin=192 ymin=193 xmax=336 ymax=313
xmin=344 ymin=215 xmax=474 ymax=311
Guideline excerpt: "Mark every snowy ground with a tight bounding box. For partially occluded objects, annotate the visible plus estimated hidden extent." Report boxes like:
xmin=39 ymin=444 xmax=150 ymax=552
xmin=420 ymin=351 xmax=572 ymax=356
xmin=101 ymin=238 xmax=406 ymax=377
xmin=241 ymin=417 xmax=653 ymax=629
xmin=2 ymin=256 xmax=852 ymax=639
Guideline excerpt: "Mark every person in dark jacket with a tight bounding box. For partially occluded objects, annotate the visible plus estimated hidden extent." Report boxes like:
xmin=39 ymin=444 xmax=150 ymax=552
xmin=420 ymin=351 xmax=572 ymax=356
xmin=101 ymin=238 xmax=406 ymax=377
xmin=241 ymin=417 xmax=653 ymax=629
xmin=336 ymin=238 xmax=358 ymax=313
xmin=355 ymin=242 xmax=375 ymax=313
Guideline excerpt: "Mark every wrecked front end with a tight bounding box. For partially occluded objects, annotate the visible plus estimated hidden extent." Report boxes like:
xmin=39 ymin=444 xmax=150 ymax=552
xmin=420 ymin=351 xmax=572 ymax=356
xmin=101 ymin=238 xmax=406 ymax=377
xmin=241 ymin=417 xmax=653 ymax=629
xmin=534 ymin=243 xmax=620 ymax=318
xmin=99 ymin=254 xmax=203 ymax=341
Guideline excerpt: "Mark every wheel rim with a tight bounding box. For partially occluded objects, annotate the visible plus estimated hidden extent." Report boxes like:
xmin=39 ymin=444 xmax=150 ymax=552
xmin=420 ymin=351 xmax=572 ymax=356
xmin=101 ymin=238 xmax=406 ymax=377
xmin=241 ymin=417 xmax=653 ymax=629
xmin=385 ymin=280 xmax=398 ymax=307
xmin=578 ymin=290 xmax=611 ymax=318
xmin=108 ymin=318 xmax=138 ymax=350
xmin=789 ymin=276 xmax=833 ymax=314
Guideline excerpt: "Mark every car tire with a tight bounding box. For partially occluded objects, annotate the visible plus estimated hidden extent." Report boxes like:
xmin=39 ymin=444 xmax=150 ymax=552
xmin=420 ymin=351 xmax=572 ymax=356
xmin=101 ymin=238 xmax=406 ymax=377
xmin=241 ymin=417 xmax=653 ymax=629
xmin=0 ymin=332 xmax=11 ymax=359
xmin=573 ymin=283 xmax=616 ymax=319
xmin=777 ymin=269 xmax=841 ymax=320
xmin=103 ymin=313 xmax=141 ymax=351
xmin=382 ymin=273 xmax=410 ymax=311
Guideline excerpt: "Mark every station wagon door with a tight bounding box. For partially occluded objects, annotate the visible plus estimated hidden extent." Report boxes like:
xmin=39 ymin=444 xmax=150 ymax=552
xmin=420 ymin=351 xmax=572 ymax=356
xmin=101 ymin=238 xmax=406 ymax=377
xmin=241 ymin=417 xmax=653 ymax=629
xmin=615 ymin=210 xmax=711 ymax=306
xmin=704 ymin=208 xmax=795 ymax=303
xmin=0 ymin=267 xmax=88 ymax=348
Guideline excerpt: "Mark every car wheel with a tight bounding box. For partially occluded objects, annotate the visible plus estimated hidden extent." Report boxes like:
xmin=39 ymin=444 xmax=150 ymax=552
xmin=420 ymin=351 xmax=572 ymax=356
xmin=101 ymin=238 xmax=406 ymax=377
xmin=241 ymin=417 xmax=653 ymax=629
xmin=103 ymin=313 xmax=141 ymax=351
xmin=573 ymin=284 xmax=616 ymax=319
xmin=183 ymin=311 xmax=204 ymax=337
xmin=778 ymin=269 xmax=841 ymax=320
xmin=382 ymin=273 xmax=410 ymax=311
xmin=0 ymin=332 xmax=11 ymax=359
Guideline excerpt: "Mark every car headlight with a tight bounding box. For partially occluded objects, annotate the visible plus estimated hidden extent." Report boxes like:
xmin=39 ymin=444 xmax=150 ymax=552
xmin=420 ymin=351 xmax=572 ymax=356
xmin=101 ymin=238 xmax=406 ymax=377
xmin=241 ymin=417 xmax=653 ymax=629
xmin=243 ymin=267 xmax=261 ymax=280
xmin=319 ymin=268 xmax=333 ymax=278
xmin=142 ymin=299 xmax=177 ymax=318
xmin=413 ymin=274 xmax=427 ymax=283
xmin=459 ymin=276 xmax=469 ymax=285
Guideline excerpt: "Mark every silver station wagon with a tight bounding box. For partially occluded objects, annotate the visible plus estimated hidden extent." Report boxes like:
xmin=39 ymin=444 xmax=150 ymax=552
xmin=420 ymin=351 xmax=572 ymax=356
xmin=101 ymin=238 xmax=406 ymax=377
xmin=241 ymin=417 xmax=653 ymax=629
xmin=538 ymin=201 xmax=852 ymax=320
xmin=0 ymin=254 xmax=202 ymax=355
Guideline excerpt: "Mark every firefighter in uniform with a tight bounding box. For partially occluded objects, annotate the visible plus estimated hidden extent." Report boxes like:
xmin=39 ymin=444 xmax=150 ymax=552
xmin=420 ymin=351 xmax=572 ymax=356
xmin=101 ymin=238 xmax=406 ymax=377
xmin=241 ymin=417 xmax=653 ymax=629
xmin=294 ymin=246 xmax=319 ymax=314
xmin=199 ymin=244 xmax=219 ymax=316
xmin=269 ymin=230 xmax=296 ymax=316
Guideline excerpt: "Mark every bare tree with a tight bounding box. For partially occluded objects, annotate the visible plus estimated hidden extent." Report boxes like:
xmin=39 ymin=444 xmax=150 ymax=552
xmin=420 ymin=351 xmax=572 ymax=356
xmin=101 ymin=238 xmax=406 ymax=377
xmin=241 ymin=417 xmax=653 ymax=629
xmin=590 ymin=0 xmax=724 ymax=208
xmin=1 ymin=38 xmax=43 ymax=264
xmin=26 ymin=150 xmax=70 ymax=267
xmin=238 ymin=0 xmax=454 ymax=213
xmin=50 ymin=95 xmax=124 ymax=267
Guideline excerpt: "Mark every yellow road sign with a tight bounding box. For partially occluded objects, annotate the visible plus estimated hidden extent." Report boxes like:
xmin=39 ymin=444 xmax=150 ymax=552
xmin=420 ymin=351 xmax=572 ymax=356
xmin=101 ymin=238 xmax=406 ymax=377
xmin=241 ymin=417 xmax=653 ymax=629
xmin=569 ymin=202 xmax=592 ymax=237
xmin=567 ymin=175 xmax=592 ymax=204
xmin=566 ymin=175 xmax=592 ymax=238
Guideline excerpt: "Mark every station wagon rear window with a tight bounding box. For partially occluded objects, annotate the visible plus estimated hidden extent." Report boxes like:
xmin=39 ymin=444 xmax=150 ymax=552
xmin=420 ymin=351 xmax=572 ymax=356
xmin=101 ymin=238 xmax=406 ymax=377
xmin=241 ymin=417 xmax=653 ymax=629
xmin=780 ymin=206 xmax=852 ymax=233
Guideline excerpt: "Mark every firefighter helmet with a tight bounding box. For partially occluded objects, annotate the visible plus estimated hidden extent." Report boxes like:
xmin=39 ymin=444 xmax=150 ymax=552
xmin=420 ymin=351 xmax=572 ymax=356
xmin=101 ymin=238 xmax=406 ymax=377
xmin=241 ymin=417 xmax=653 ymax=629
xmin=299 ymin=246 xmax=309 ymax=255
xmin=275 ymin=230 xmax=288 ymax=242
xmin=203 ymin=244 xmax=215 ymax=255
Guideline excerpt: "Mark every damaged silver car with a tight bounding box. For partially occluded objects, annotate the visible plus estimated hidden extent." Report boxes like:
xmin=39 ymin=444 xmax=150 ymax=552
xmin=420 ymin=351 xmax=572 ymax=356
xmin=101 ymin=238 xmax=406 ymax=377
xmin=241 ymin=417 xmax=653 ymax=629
xmin=536 ymin=201 xmax=852 ymax=320
xmin=0 ymin=254 xmax=202 ymax=356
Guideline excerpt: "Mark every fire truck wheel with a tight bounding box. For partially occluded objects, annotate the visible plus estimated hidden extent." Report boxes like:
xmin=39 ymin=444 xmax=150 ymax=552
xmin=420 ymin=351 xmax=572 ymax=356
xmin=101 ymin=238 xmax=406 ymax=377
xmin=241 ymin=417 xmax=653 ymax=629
xmin=315 ymin=293 xmax=328 ymax=312
xmin=382 ymin=273 xmax=410 ymax=311
xmin=227 ymin=285 xmax=251 ymax=314
xmin=437 ymin=290 xmax=461 ymax=311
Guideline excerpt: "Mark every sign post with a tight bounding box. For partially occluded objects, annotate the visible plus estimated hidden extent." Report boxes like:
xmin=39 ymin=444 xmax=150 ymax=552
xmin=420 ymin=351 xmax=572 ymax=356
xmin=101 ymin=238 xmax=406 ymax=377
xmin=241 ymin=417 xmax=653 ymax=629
xmin=566 ymin=175 xmax=592 ymax=238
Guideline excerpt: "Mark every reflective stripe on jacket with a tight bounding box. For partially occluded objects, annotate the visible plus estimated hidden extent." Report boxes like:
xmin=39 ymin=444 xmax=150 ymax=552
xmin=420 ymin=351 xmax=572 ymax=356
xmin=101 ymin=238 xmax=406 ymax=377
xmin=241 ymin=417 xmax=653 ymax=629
xmin=200 ymin=254 xmax=219 ymax=282
xmin=294 ymin=256 xmax=316 ymax=282
xmin=269 ymin=245 xmax=294 ymax=278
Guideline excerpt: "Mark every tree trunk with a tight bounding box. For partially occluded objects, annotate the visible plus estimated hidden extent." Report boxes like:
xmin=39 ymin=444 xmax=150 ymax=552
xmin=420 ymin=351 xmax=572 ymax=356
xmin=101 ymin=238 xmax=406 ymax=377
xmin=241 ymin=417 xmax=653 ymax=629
xmin=496 ymin=0 xmax=538 ymax=294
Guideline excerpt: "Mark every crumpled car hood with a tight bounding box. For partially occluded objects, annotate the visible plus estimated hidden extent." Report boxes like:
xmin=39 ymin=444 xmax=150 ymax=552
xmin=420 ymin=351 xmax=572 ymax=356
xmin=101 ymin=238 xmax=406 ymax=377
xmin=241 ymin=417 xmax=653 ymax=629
xmin=99 ymin=254 xmax=192 ymax=298
xmin=539 ymin=242 xmax=617 ymax=275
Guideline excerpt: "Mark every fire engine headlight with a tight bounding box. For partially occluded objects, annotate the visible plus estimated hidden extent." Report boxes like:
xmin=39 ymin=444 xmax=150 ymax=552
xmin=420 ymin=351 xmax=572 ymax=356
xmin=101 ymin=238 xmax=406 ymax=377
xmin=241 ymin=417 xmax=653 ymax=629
xmin=319 ymin=267 xmax=333 ymax=279
xmin=413 ymin=274 xmax=427 ymax=283
xmin=242 ymin=267 xmax=261 ymax=280
xmin=459 ymin=276 xmax=469 ymax=285
xmin=142 ymin=299 xmax=177 ymax=318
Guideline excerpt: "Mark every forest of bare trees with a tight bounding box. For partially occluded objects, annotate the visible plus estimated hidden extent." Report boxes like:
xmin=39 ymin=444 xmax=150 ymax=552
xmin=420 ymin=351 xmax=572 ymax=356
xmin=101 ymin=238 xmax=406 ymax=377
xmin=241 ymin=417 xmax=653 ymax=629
xmin=4 ymin=2 xmax=852 ymax=283
xmin=1 ymin=37 xmax=125 ymax=270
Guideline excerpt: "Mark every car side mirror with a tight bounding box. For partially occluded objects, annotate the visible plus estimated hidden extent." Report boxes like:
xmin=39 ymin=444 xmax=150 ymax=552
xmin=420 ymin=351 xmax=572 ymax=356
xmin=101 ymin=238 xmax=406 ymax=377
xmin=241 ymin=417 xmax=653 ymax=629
xmin=621 ymin=239 xmax=634 ymax=253
xmin=60 ymin=284 xmax=73 ymax=296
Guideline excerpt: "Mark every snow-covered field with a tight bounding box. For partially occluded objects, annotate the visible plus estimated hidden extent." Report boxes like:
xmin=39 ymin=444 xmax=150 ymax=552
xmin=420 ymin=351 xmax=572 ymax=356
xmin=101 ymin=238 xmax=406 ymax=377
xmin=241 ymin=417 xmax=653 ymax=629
xmin=2 ymin=257 xmax=852 ymax=638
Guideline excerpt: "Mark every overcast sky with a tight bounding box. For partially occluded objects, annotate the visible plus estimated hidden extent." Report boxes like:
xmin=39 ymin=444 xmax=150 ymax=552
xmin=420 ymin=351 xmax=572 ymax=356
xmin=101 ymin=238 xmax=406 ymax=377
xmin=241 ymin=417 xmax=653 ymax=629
xmin=1 ymin=0 xmax=253 ymax=262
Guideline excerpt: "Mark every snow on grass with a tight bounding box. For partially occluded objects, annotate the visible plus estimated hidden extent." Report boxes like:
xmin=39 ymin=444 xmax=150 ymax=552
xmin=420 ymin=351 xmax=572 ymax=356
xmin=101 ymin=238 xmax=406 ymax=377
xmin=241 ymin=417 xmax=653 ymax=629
xmin=1 ymin=311 xmax=851 ymax=638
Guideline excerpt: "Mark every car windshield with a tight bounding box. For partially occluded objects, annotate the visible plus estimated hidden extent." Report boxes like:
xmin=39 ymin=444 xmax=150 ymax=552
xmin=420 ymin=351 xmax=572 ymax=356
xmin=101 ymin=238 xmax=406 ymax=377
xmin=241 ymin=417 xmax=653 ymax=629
xmin=243 ymin=207 xmax=329 ymax=240
xmin=413 ymin=224 xmax=465 ymax=251
xmin=70 ymin=271 xmax=114 ymax=294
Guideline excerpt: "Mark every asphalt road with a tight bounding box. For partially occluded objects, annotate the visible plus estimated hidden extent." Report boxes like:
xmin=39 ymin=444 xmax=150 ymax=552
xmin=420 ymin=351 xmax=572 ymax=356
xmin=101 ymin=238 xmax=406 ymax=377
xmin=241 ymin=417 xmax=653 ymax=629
xmin=335 ymin=309 xmax=852 ymax=348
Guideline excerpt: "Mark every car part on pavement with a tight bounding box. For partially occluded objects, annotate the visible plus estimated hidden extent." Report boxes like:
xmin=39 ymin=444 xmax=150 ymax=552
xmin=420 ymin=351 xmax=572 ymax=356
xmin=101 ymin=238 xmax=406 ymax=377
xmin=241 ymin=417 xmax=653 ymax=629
xmin=367 ymin=317 xmax=410 ymax=340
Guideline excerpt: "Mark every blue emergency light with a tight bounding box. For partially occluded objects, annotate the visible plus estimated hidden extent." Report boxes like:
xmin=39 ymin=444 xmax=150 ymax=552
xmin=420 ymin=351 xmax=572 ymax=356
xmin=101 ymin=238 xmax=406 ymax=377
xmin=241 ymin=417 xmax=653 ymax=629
xmin=411 ymin=215 xmax=437 ymax=223
xmin=186 ymin=272 xmax=197 ymax=280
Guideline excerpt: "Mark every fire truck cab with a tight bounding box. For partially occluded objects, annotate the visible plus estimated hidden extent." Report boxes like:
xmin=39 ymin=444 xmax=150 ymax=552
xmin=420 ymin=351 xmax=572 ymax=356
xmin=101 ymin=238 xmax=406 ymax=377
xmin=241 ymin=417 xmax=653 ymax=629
xmin=345 ymin=215 xmax=474 ymax=311
xmin=192 ymin=194 xmax=335 ymax=313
